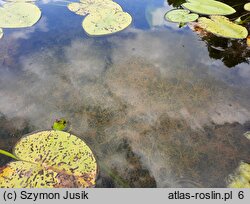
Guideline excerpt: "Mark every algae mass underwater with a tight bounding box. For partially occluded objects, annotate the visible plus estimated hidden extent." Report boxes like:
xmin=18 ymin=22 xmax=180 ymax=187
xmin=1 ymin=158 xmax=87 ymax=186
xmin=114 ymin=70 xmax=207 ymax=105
xmin=0 ymin=0 xmax=250 ymax=188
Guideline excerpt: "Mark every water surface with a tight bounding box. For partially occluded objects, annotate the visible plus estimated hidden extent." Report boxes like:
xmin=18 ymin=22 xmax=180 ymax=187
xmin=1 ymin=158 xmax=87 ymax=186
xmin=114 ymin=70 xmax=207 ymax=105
xmin=0 ymin=0 xmax=250 ymax=187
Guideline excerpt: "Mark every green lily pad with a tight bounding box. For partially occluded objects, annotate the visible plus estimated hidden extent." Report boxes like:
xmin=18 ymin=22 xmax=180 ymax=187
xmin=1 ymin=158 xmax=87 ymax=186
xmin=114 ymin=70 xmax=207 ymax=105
xmin=52 ymin=118 xmax=67 ymax=131
xmin=0 ymin=3 xmax=41 ymax=28
xmin=164 ymin=9 xmax=199 ymax=23
xmin=244 ymin=3 xmax=250 ymax=11
xmin=182 ymin=0 xmax=236 ymax=15
xmin=82 ymin=10 xmax=132 ymax=36
xmin=0 ymin=28 xmax=3 ymax=39
xmin=198 ymin=16 xmax=248 ymax=39
xmin=228 ymin=162 xmax=250 ymax=188
xmin=68 ymin=0 xmax=122 ymax=16
xmin=0 ymin=130 xmax=97 ymax=188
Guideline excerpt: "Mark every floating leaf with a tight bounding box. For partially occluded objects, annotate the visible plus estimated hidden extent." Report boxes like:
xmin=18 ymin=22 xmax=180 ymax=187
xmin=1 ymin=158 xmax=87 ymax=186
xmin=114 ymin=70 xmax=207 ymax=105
xmin=164 ymin=9 xmax=199 ymax=23
xmin=228 ymin=162 xmax=250 ymax=188
xmin=0 ymin=3 xmax=41 ymax=28
xmin=68 ymin=0 xmax=122 ymax=16
xmin=0 ymin=130 xmax=97 ymax=188
xmin=244 ymin=3 xmax=250 ymax=11
xmin=182 ymin=0 xmax=236 ymax=15
xmin=82 ymin=10 xmax=132 ymax=36
xmin=0 ymin=161 xmax=58 ymax=188
xmin=52 ymin=118 xmax=67 ymax=131
xmin=198 ymin=16 xmax=248 ymax=39
xmin=0 ymin=28 xmax=3 ymax=39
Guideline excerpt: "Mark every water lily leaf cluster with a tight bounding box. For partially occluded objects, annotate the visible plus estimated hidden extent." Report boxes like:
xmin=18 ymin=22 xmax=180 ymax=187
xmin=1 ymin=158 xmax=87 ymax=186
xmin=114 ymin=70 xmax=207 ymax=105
xmin=67 ymin=0 xmax=132 ymax=36
xmin=164 ymin=0 xmax=249 ymax=40
xmin=227 ymin=162 xmax=250 ymax=188
xmin=0 ymin=130 xmax=97 ymax=188
xmin=0 ymin=2 xmax=41 ymax=40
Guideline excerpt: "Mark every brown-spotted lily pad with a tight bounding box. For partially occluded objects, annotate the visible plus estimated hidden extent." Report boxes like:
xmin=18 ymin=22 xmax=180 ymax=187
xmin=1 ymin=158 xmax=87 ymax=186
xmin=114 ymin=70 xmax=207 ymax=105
xmin=82 ymin=10 xmax=132 ymax=36
xmin=0 ymin=130 xmax=97 ymax=188
xmin=68 ymin=0 xmax=122 ymax=16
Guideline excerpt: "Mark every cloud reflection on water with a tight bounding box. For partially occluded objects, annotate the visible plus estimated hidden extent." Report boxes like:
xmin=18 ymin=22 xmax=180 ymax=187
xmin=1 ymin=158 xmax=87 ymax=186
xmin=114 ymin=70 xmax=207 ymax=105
xmin=0 ymin=27 xmax=250 ymax=187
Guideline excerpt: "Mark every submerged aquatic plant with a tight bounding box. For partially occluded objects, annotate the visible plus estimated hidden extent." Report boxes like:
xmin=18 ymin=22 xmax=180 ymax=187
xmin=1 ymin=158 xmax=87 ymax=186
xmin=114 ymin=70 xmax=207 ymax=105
xmin=164 ymin=9 xmax=199 ymax=23
xmin=227 ymin=162 xmax=250 ymax=188
xmin=0 ymin=130 xmax=97 ymax=188
xmin=82 ymin=9 xmax=132 ymax=36
xmin=198 ymin=16 xmax=248 ymax=39
xmin=182 ymin=0 xmax=236 ymax=15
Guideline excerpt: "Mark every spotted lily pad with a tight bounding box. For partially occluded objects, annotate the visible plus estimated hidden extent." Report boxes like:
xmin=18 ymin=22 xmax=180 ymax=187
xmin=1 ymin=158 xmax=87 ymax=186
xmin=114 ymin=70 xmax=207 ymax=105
xmin=165 ymin=9 xmax=199 ymax=23
xmin=0 ymin=28 xmax=3 ymax=39
xmin=228 ymin=162 xmax=250 ymax=188
xmin=0 ymin=3 xmax=41 ymax=28
xmin=244 ymin=3 xmax=250 ymax=11
xmin=0 ymin=130 xmax=97 ymax=188
xmin=82 ymin=10 xmax=132 ymax=36
xmin=68 ymin=0 xmax=122 ymax=16
xmin=198 ymin=16 xmax=248 ymax=39
xmin=182 ymin=0 xmax=236 ymax=15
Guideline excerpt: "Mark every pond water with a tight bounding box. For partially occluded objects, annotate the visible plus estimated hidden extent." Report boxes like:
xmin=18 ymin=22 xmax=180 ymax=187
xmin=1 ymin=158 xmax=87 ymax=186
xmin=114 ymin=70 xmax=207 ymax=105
xmin=0 ymin=0 xmax=250 ymax=187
